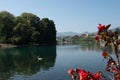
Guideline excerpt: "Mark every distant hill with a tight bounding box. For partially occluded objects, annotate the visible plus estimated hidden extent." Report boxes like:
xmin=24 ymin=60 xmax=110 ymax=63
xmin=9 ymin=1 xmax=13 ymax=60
xmin=57 ymin=32 xmax=80 ymax=37
xmin=57 ymin=26 xmax=120 ymax=37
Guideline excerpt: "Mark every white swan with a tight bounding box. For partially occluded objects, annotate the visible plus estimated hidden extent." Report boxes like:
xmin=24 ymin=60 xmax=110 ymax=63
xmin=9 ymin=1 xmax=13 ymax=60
xmin=37 ymin=56 xmax=43 ymax=61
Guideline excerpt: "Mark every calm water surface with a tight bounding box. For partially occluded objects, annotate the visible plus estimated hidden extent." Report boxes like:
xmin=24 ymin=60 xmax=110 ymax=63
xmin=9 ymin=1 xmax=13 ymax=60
xmin=0 ymin=44 xmax=110 ymax=80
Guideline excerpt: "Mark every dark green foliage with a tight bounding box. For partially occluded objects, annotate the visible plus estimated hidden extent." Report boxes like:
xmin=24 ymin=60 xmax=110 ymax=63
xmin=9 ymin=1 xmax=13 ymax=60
xmin=0 ymin=11 xmax=15 ymax=43
xmin=0 ymin=11 xmax=56 ymax=45
xmin=40 ymin=18 xmax=56 ymax=45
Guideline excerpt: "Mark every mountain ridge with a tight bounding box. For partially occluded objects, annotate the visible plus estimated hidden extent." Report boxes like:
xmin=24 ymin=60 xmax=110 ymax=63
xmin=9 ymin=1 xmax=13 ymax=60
xmin=57 ymin=31 xmax=80 ymax=37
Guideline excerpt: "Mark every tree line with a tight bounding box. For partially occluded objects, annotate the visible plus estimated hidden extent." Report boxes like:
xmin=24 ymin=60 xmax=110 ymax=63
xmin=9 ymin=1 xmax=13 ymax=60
xmin=0 ymin=11 xmax=56 ymax=45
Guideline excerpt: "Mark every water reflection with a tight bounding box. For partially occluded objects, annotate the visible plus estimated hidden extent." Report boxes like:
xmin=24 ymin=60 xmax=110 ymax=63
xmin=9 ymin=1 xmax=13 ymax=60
xmin=80 ymin=41 xmax=113 ymax=53
xmin=0 ymin=46 xmax=56 ymax=80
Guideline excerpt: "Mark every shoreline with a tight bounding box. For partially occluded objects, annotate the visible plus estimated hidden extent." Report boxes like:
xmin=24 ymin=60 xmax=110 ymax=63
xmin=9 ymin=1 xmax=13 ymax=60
xmin=0 ymin=43 xmax=17 ymax=48
xmin=0 ymin=43 xmax=56 ymax=48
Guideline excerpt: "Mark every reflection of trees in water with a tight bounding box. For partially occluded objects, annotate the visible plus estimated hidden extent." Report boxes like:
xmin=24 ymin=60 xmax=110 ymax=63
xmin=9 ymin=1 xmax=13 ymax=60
xmin=80 ymin=41 xmax=100 ymax=51
xmin=0 ymin=46 xmax=56 ymax=80
xmin=80 ymin=41 xmax=113 ymax=53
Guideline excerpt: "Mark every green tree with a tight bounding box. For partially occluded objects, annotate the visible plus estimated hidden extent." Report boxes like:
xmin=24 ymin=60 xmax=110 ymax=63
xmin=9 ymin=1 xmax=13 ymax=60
xmin=0 ymin=11 xmax=15 ymax=43
xmin=40 ymin=18 xmax=56 ymax=45
xmin=0 ymin=11 xmax=56 ymax=45
xmin=13 ymin=13 xmax=41 ymax=44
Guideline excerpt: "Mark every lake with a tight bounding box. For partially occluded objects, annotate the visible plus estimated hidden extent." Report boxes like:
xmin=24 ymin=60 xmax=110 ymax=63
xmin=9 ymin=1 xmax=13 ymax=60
xmin=0 ymin=43 xmax=112 ymax=80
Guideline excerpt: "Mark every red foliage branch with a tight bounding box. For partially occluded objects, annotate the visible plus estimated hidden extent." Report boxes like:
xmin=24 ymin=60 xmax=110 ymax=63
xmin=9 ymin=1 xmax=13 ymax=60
xmin=68 ymin=24 xmax=120 ymax=80
xmin=68 ymin=68 xmax=106 ymax=80
xmin=96 ymin=24 xmax=120 ymax=80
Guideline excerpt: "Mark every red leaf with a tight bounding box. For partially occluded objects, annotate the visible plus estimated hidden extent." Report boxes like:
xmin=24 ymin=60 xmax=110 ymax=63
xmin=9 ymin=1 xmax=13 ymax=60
xmin=95 ymin=35 xmax=99 ymax=41
xmin=97 ymin=24 xmax=105 ymax=31
xmin=102 ymin=51 xmax=108 ymax=58
xmin=68 ymin=69 xmax=74 ymax=75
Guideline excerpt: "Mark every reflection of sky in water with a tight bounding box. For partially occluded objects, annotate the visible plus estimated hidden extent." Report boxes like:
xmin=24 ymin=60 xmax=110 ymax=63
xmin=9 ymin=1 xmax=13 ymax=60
xmin=36 ymin=45 xmax=107 ymax=80
xmin=0 ymin=44 xmax=113 ymax=80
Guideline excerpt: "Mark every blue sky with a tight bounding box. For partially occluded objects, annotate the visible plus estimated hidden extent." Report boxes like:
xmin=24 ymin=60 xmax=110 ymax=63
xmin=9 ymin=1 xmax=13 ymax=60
xmin=0 ymin=0 xmax=120 ymax=33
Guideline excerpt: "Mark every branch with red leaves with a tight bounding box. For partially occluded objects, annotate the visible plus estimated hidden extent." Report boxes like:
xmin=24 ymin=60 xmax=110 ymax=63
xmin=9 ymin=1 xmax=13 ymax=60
xmin=68 ymin=68 xmax=107 ymax=80
xmin=95 ymin=24 xmax=120 ymax=80
xmin=68 ymin=24 xmax=120 ymax=80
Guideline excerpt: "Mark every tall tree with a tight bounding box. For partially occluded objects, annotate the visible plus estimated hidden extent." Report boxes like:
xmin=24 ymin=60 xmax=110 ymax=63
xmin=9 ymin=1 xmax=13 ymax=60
xmin=13 ymin=13 xmax=41 ymax=44
xmin=0 ymin=11 xmax=15 ymax=43
xmin=40 ymin=18 xmax=56 ymax=45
